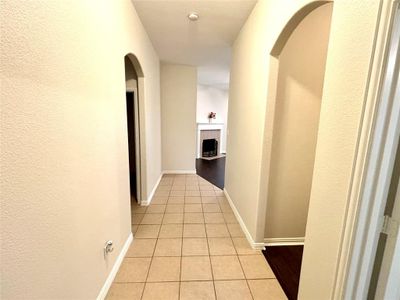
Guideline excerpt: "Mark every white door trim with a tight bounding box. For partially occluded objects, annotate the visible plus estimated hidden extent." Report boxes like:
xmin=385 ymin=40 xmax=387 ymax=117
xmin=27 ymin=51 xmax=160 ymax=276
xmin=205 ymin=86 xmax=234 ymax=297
xmin=336 ymin=1 xmax=400 ymax=298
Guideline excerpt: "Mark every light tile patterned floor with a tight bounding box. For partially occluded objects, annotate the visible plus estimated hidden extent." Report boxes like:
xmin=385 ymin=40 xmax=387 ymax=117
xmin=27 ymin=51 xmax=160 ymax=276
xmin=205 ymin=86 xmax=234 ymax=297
xmin=106 ymin=174 xmax=287 ymax=300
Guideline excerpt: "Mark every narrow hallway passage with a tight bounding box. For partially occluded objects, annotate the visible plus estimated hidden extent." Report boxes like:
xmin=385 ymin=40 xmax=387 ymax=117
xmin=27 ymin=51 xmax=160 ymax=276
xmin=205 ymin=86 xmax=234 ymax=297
xmin=107 ymin=174 xmax=286 ymax=300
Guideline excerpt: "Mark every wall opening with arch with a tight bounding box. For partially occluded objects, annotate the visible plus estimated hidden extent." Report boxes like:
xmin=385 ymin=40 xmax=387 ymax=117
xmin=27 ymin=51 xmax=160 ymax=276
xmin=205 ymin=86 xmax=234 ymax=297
xmin=263 ymin=3 xmax=333 ymax=243
xmin=124 ymin=53 xmax=147 ymax=205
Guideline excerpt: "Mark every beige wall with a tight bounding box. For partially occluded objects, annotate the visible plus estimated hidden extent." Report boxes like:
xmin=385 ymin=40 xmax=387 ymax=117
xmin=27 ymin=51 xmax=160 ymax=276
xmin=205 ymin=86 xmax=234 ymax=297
xmin=161 ymin=64 xmax=197 ymax=172
xmin=298 ymin=1 xmax=382 ymax=298
xmin=265 ymin=4 xmax=332 ymax=239
xmin=226 ymin=0 xmax=383 ymax=297
xmin=0 ymin=1 xmax=161 ymax=299
xmin=225 ymin=0 xmax=319 ymax=242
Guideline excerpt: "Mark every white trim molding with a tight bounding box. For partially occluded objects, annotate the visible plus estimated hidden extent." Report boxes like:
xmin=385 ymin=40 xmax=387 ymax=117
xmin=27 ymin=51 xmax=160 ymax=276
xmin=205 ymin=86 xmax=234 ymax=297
xmin=264 ymin=237 xmax=305 ymax=246
xmin=97 ymin=233 xmax=133 ymax=300
xmin=141 ymin=173 xmax=163 ymax=206
xmin=162 ymin=170 xmax=197 ymax=175
xmin=223 ymin=188 xmax=265 ymax=250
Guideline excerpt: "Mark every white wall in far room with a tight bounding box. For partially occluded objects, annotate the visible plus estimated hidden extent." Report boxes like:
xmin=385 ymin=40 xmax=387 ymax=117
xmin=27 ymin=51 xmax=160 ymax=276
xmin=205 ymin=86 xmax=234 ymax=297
xmin=197 ymin=85 xmax=229 ymax=153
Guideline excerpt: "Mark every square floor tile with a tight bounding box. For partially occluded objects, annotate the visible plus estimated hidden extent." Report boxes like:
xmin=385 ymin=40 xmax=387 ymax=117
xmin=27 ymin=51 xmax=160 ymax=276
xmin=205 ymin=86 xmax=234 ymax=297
xmin=146 ymin=205 xmax=166 ymax=214
xmin=248 ymin=279 xmax=287 ymax=300
xmin=126 ymin=239 xmax=156 ymax=257
xmin=222 ymin=213 xmax=238 ymax=223
xmin=215 ymin=191 xmax=224 ymax=197
xmin=208 ymin=238 xmax=236 ymax=255
xmin=180 ymin=281 xmax=215 ymax=300
xmin=185 ymin=196 xmax=201 ymax=204
xmin=202 ymin=203 xmax=221 ymax=213
xmin=183 ymin=224 xmax=206 ymax=238
xmin=227 ymin=223 xmax=245 ymax=237
xmin=142 ymin=282 xmax=179 ymax=300
xmin=147 ymin=257 xmax=181 ymax=282
xmin=170 ymin=190 xmax=185 ymax=197
xmin=239 ymin=255 xmax=275 ymax=279
xmin=205 ymin=224 xmax=230 ymax=237
xmin=214 ymin=280 xmax=252 ymax=300
xmin=201 ymin=197 xmax=218 ymax=204
xmin=135 ymin=225 xmax=160 ymax=238
xmin=163 ymin=213 xmax=184 ymax=224
xmin=184 ymin=204 xmax=203 ymax=213
xmin=155 ymin=190 xmax=170 ymax=197
xmin=199 ymin=185 xmax=214 ymax=191
xmin=154 ymin=238 xmax=182 ymax=256
xmin=171 ymin=185 xmax=185 ymax=191
xmin=114 ymin=258 xmax=151 ymax=282
xmin=181 ymin=256 xmax=212 ymax=281
xmin=185 ymin=191 xmax=201 ymax=197
xmin=141 ymin=213 xmax=163 ymax=225
xmin=232 ymin=238 xmax=260 ymax=255
xmin=166 ymin=204 xmax=184 ymax=213
xmin=168 ymin=196 xmax=185 ymax=204
xmin=184 ymin=213 xmax=204 ymax=224
xmin=201 ymin=191 xmax=216 ymax=197
xmin=157 ymin=185 xmax=172 ymax=191
xmin=182 ymin=238 xmax=209 ymax=256
xmin=131 ymin=204 xmax=147 ymax=214
xmin=204 ymin=213 xmax=225 ymax=224
xmin=158 ymin=224 xmax=183 ymax=238
xmin=185 ymin=186 xmax=199 ymax=191
xmin=210 ymin=255 xmax=244 ymax=280
xmin=106 ymin=283 xmax=144 ymax=300
xmin=132 ymin=225 xmax=138 ymax=234
xmin=132 ymin=213 xmax=144 ymax=225
xmin=151 ymin=196 xmax=168 ymax=205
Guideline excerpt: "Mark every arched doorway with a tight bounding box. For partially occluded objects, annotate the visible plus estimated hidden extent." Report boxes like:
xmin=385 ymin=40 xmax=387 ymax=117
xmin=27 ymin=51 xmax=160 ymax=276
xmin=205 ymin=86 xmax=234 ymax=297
xmin=262 ymin=2 xmax=333 ymax=298
xmin=124 ymin=54 xmax=144 ymax=204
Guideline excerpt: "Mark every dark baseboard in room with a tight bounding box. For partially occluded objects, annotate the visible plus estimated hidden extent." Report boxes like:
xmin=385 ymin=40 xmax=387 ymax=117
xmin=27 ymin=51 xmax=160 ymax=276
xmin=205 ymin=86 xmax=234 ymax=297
xmin=262 ymin=245 xmax=304 ymax=300
xmin=196 ymin=157 xmax=225 ymax=189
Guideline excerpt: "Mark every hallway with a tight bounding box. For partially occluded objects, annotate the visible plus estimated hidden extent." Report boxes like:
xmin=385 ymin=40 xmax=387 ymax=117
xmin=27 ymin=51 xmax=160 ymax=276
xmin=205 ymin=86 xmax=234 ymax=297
xmin=107 ymin=174 xmax=285 ymax=300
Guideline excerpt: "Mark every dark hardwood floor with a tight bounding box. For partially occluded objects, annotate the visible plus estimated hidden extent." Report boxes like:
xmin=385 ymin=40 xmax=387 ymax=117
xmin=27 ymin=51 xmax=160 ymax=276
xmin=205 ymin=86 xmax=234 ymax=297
xmin=196 ymin=157 xmax=225 ymax=189
xmin=262 ymin=246 xmax=304 ymax=300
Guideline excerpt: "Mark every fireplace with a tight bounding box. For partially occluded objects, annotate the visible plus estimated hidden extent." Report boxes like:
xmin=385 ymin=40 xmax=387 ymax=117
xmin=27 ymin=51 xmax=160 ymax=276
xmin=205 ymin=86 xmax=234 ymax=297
xmin=202 ymin=139 xmax=218 ymax=157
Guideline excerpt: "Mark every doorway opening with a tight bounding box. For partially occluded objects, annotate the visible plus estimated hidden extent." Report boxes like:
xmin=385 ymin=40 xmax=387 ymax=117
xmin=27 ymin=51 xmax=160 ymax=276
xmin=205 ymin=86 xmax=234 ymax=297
xmin=261 ymin=2 xmax=333 ymax=299
xmin=124 ymin=54 xmax=143 ymax=205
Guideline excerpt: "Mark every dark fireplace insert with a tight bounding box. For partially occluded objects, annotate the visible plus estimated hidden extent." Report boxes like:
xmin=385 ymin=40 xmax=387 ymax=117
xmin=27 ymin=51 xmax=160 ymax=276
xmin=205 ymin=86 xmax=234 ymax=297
xmin=202 ymin=139 xmax=218 ymax=157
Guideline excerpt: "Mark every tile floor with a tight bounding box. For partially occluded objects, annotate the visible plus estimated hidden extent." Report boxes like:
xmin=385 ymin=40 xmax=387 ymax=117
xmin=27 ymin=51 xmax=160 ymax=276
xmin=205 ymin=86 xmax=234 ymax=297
xmin=106 ymin=174 xmax=287 ymax=300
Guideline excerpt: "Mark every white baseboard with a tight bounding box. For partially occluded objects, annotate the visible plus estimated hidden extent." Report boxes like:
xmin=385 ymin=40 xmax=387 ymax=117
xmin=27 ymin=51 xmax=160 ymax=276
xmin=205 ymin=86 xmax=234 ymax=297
xmin=162 ymin=170 xmax=197 ymax=174
xmin=223 ymin=188 xmax=265 ymax=250
xmin=141 ymin=173 xmax=163 ymax=206
xmin=97 ymin=233 xmax=133 ymax=300
xmin=264 ymin=237 xmax=305 ymax=246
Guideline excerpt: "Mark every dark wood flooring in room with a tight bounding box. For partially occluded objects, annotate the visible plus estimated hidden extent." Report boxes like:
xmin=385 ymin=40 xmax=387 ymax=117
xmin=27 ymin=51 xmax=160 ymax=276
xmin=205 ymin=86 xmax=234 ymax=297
xmin=263 ymin=246 xmax=304 ymax=300
xmin=196 ymin=157 xmax=225 ymax=189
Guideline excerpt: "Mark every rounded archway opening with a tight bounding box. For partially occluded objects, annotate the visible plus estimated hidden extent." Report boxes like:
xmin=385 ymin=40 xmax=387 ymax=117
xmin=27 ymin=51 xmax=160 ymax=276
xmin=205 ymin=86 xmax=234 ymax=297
xmin=124 ymin=53 xmax=146 ymax=206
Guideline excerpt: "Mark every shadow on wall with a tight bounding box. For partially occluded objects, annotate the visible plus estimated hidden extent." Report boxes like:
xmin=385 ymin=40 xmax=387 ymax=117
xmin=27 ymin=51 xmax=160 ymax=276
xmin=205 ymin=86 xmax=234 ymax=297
xmin=264 ymin=3 xmax=333 ymax=241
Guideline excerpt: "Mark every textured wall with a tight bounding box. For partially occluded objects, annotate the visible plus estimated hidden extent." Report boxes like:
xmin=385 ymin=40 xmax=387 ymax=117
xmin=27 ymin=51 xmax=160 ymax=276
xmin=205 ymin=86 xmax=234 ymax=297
xmin=265 ymin=4 xmax=332 ymax=239
xmin=161 ymin=63 xmax=197 ymax=172
xmin=0 ymin=0 xmax=161 ymax=299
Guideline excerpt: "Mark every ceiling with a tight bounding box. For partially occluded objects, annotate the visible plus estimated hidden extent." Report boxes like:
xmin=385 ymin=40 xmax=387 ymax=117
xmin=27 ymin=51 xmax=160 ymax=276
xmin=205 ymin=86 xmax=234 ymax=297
xmin=132 ymin=0 xmax=257 ymax=90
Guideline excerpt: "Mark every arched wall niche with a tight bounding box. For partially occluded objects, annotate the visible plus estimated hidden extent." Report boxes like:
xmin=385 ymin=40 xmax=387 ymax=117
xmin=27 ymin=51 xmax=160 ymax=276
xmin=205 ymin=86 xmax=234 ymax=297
xmin=257 ymin=1 xmax=334 ymax=243
xmin=124 ymin=53 xmax=148 ymax=203
xmin=270 ymin=1 xmax=333 ymax=57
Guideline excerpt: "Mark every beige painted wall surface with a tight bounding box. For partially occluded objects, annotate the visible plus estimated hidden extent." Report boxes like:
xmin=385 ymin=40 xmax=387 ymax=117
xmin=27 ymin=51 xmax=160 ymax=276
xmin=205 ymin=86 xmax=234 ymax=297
xmin=161 ymin=64 xmax=197 ymax=172
xmin=0 ymin=1 xmax=161 ymax=299
xmin=265 ymin=4 xmax=332 ymax=239
xmin=298 ymin=1 xmax=382 ymax=298
xmin=225 ymin=0 xmax=317 ymax=241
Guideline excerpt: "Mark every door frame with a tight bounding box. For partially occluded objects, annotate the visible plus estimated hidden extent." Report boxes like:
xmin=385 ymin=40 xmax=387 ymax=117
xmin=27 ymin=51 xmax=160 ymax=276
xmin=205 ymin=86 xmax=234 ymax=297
xmin=331 ymin=0 xmax=400 ymax=297
xmin=126 ymin=87 xmax=142 ymax=203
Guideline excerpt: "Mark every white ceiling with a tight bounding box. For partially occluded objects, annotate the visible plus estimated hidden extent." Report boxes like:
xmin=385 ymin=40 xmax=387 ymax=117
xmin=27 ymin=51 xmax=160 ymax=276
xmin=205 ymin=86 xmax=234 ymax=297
xmin=132 ymin=0 xmax=257 ymax=90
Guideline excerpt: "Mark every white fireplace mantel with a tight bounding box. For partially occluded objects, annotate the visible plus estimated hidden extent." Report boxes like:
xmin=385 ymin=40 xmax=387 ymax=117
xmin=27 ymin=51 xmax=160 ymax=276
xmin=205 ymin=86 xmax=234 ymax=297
xmin=197 ymin=123 xmax=225 ymax=158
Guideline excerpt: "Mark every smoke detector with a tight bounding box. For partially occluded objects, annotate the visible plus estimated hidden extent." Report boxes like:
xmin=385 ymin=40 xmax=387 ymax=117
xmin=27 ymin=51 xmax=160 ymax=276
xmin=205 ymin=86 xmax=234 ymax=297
xmin=187 ymin=12 xmax=199 ymax=21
